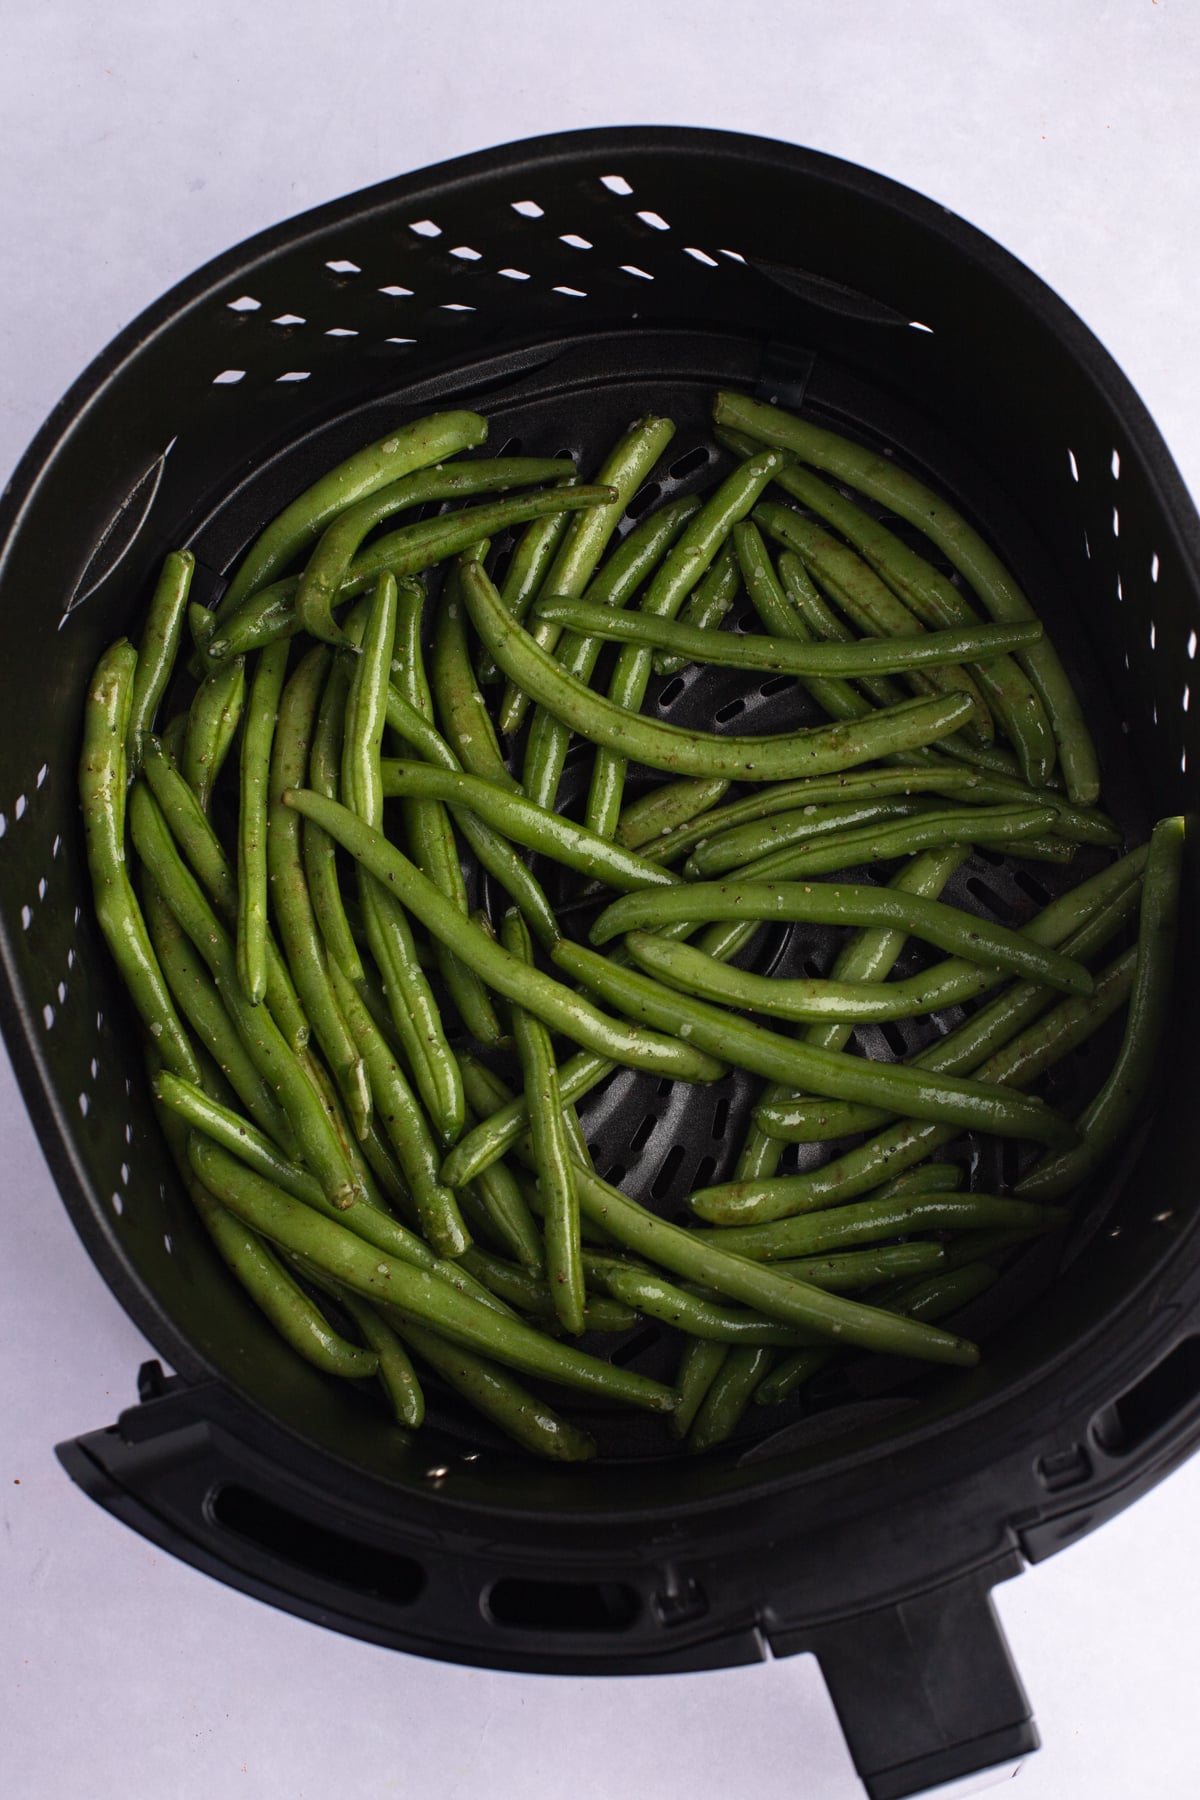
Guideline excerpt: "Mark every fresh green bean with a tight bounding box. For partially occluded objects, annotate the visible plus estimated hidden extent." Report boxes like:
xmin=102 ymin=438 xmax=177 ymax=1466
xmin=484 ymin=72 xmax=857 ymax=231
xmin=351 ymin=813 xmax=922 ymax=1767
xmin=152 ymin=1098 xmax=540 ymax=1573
xmin=182 ymin=653 xmax=245 ymax=813
xmin=519 ymin=492 xmax=702 ymax=806
xmin=282 ymin=787 xmax=726 ymax=1083
xmin=387 ymin=1313 xmax=597 ymax=1460
xmin=326 ymin=954 xmax=471 ymax=1259
xmin=187 ymin=1135 xmax=679 ymax=1412
xmin=531 ymin=594 xmax=1043 ymax=679
xmin=669 ymin=1339 xmax=729 ymax=1439
xmin=142 ymin=873 xmax=297 ymax=1153
xmin=714 ymin=391 xmax=1101 ymax=802
xmin=570 ymin=1165 xmax=979 ymax=1365
xmin=143 ymin=738 xmax=309 ymax=1054
xmin=776 ymin=1243 xmax=947 ymax=1288
xmin=295 ymin=1260 xmax=425 ymax=1425
xmin=79 ymin=642 xmax=202 ymax=1087
xmin=379 ymin=761 xmax=680 ymax=892
xmin=593 ymin=1266 xmax=833 ymax=1346
xmin=461 ymin=557 xmax=977 ymax=783
xmin=216 ymin=410 xmax=488 ymax=621
xmin=692 ymin=1192 xmax=1065 ymax=1263
xmin=778 ymin=546 xmax=927 ymax=716
xmin=592 ymin=879 xmax=1094 ymax=995
xmin=501 ymin=414 xmax=677 ymax=736
xmin=718 ymin=420 xmax=1057 ymax=782
xmin=382 ymin=684 xmax=560 ymax=951
xmin=126 ymin=551 xmax=194 ymax=771
xmin=236 ymin=638 xmax=291 ymax=1006
xmin=130 ymin=780 xmax=366 ymax=1209
xmin=440 ymin=1050 xmax=616 ymax=1189
xmin=431 ymin=553 xmax=521 ymax=790
xmin=692 ymin=946 xmax=1137 ymax=1224
xmin=865 ymin=1164 xmax=965 ymax=1202
xmin=616 ymin=776 xmax=731 ymax=851
xmin=707 ymin=802 xmax=1058 ymax=883
xmin=390 ymin=577 xmax=502 ymax=1046
xmin=653 ymin=542 xmax=741 ymax=675
xmin=1017 ymin=815 xmax=1183 ymax=1199
xmin=684 ymin=795 xmax=934 ymax=878
xmin=502 ymin=910 xmax=586 ymax=1335
xmin=688 ymin=1346 xmax=776 ymax=1451
xmin=755 ymin=1262 xmax=998 ymax=1406
xmin=734 ymin=519 xmax=878 ymax=726
xmin=459 ymin=1249 xmax=636 ymax=1333
xmin=585 ymin=446 xmax=792 ymax=836
xmin=554 ymin=938 xmax=1075 ymax=1145
xmin=304 ymin=655 xmax=365 ymax=982
xmin=293 ymin=457 xmax=575 ymax=646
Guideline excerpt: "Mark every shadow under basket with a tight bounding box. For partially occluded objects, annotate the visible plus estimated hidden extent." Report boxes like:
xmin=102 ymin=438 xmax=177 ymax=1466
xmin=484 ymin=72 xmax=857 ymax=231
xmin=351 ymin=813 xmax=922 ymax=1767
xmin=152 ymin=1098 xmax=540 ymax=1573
xmin=2 ymin=128 xmax=1199 ymax=1798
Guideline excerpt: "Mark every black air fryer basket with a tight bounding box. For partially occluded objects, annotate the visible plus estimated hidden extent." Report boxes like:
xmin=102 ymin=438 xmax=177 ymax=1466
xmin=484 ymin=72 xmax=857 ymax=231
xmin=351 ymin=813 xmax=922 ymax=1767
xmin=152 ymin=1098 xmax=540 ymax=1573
xmin=2 ymin=128 xmax=1199 ymax=1799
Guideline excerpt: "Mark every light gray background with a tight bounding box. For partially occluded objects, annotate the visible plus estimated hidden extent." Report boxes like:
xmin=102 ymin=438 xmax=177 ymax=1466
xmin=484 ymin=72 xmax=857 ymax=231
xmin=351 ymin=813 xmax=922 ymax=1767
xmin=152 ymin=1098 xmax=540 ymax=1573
xmin=4 ymin=4 xmax=1199 ymax=1796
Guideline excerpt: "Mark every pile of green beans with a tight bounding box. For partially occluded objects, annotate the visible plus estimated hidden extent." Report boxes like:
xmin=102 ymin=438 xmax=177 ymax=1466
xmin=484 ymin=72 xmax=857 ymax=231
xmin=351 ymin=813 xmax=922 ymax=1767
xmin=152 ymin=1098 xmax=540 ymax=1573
xmin=78 ymin=393 xmax=1182 ymax=1461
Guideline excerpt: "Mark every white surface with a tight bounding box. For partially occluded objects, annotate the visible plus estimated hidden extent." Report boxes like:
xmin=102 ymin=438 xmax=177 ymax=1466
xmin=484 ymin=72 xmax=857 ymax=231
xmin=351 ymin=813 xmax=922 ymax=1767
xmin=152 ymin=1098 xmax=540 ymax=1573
xmin=3 ymin=5 xmax=1199 ymax=1796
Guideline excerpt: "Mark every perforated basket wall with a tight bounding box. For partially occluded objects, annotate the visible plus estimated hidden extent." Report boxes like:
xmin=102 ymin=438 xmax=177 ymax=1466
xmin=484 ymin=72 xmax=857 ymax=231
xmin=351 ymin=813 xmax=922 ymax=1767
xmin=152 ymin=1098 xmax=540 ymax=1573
xmin=3 ymin=127 xmax=1200 ymax=1797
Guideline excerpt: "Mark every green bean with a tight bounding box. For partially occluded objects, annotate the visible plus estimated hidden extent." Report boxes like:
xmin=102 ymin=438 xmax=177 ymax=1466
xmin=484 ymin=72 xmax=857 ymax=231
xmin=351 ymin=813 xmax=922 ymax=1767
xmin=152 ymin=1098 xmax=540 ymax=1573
xmin=693 ymin=1192 xmax=1065 ymax=1263
xmin=501 ymin=414 xmax=677 ymax=735
xmin=188 ymin=600 xmax=217 ymax=654
xmin=282 ymin=787 xmax=726 ymax=1084
xmin=293 ymin=457 xmax=575 ymax=646
xmin=326 ymin=954 xmax=470 ymax=1259
xmin=142 ymin=873 xmax=297 ymax=1153
xmin=734 ymin=519 xmax=876 ymax=726
xmin=758 ymin=503 xmax=997 ymax=737
xmin=714 ymin=391 xmax=1101 ymax=803
xmin=130 ymin=780 xmax=365 ymax=1210
xmin=387 ymin=1313 xmax=597 ymax=1460
xmin=734 ymin=849 xmax=968 ymax=1178
xmin=216 ymin=410 xmax=488 ymax=621
xmin=755 ymin=860 xmax=1146 ymax=1142
xmin=295 ymin=1260 xmax=425 ymax=1425
xmin=755 ymin=1263 xmax=998 ymax=1406
xmin=126 ymin=551 xmax=194 ymax=771
xmin=431 ymin=552 xmax=520 ymax=790
xmin=304 ymin=655 xmax=365 ymax=982
xmin=461 ymin=557 xmax=977 ymax=783
xmin=1017 ymin=815 xmax=1184 ymax=1199
xmin=188 ymin=1169 xmax=380 ymax=1378
xmin=379 ymin=761 xmax=680 ymax=892
xmin=187 ymin=1135 xmax=679 ymax=1412
xmin=707 ymin=802 xmax=1058 ymax=884
xmin=669 ymin=1339 xmax=729 ymax=1439
xmin=341 ymin=572 xmax=398 ymax=828
xmin=182 ymin=653 xmax=245 ymax=813
xmin=518 ymin=492 xmax=702 ymax=806
xmin=653 ymin=542 xmax=741 ymax=675
xmin=866 ymin=1164 xmax=965 ymax=1202
xmin=459 ymin=1249 xmax=636 ymax=1333
xmin=684 ymin=795 xmax=935 ymax=878
xmin=719 ymin=421 xmax=1058 ymax=780
xmin=235 ymin=638 xmax=291 ymax=1006
xmin=776 ymin=1242 xmax=947 ymax=1288
xmin=143 ymin=738 xmax=309 ymax=1054
xmin=628 ymin=930 xmax=1051 ymax=1027
xmin=531 ymin=594 xmax=1043 ymax=680
xmin=585 ymin=447 xmax=792 ymax=836
xmin=390 ymin=577 xmax=502 ymax=1046
xmin=592 ymin=879 xmax=1094 ymax=995
xmin=491 ymin=492 xmax=575 ymax=629
xmin=209 ymin=486 xmax=619 ymax=663
xmin=151 ymin=1070 xmax=512 ymax=1316
xmin=616 ymin=776 xmax=731 ymax=851
xmin=557 ymin=938 xmax=1076 ymax=1145
xmin=778 ymin=547 xmax=923 ymax=716
xmin=570 ymin=1165 xmax=979 ymax=1365
xmin=640 ymin=767 xmax=987 ymax=868
xmin=593 ymin=1266 xmax=832 ymax=1346
xmin=693 ymin=945 xmax=1137 ymax=1224
xmin=382 ymin=684 xmax=559 ymax=951
xmin=79 ymin=642 xmax=202 ymax=1087
xmin=440 ymin=1050 xmax=616 ymax=1188
xmin=502 ymin=910 xmax=586 ymax=1335
xmin=688 ymin=1346 xmax=775 ymax=1451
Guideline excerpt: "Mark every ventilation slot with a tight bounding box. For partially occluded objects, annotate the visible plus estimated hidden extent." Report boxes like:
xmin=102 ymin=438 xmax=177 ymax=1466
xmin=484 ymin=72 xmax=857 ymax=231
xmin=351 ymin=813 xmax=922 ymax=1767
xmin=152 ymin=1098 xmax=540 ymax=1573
xmin=210 ymin=1485 xmax=424 ymax=1602
xmin=1092 ymin=1337 xmax=1200 ymax=1456
xmin=487 ymin=1577 xmax=641 ymax=1631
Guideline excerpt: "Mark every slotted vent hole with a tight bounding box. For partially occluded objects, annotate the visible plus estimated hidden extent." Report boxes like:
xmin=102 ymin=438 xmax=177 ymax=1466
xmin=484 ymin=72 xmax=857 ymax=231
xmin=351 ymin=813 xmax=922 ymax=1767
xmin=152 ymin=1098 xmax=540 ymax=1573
xmin=714 ymin=696 xmax=746 ymax=724
xmin=656 ymin=676 xmax=687 ymax=709
xmin=878 ymin=1021 xmax=910 ymax=1059
xmin=1013 ymin=869 xmax=1053 ymax=907
xmin=600 ymin=174 xmax=633 ymax=195
xmin=684 ymin=246 xmax=718 ymax=266
xmin=650 ymin=1143 xmax=688 ymax=1200
xmin=692 ymin=1154 xmax=717 ymax=1190
xmin=711 ymin=1097 xmax=730 ymax=1141
xmin=637 ymin=210 xmax=669 ymax=231
xmin=511 ymin=200 xmax=544 ymax=218
xmin=628 ymin=1114 xmax=658 ymax=1155
xmin=325 ymin=257 xmax=362 ymax=273
xmin=668 ymin=445 xmax=711 ymax=480
xmin=626 ymin=480 xmax=662 ymax=520
xmin=759 ymin=674 xmax=794 ymax=698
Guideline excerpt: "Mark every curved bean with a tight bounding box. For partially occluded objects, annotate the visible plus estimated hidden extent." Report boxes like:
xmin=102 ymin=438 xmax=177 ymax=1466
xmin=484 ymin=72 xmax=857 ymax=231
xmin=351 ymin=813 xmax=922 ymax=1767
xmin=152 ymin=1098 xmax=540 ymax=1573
xmin=127 ymin=551 xmax=194 ymax=771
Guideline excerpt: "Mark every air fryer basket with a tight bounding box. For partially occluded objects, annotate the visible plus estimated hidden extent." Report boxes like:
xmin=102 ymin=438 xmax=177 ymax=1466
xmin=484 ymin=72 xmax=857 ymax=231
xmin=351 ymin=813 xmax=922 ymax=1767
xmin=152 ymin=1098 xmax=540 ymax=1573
xmin=2 ymin=128 xmax=1199 ymax=1798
